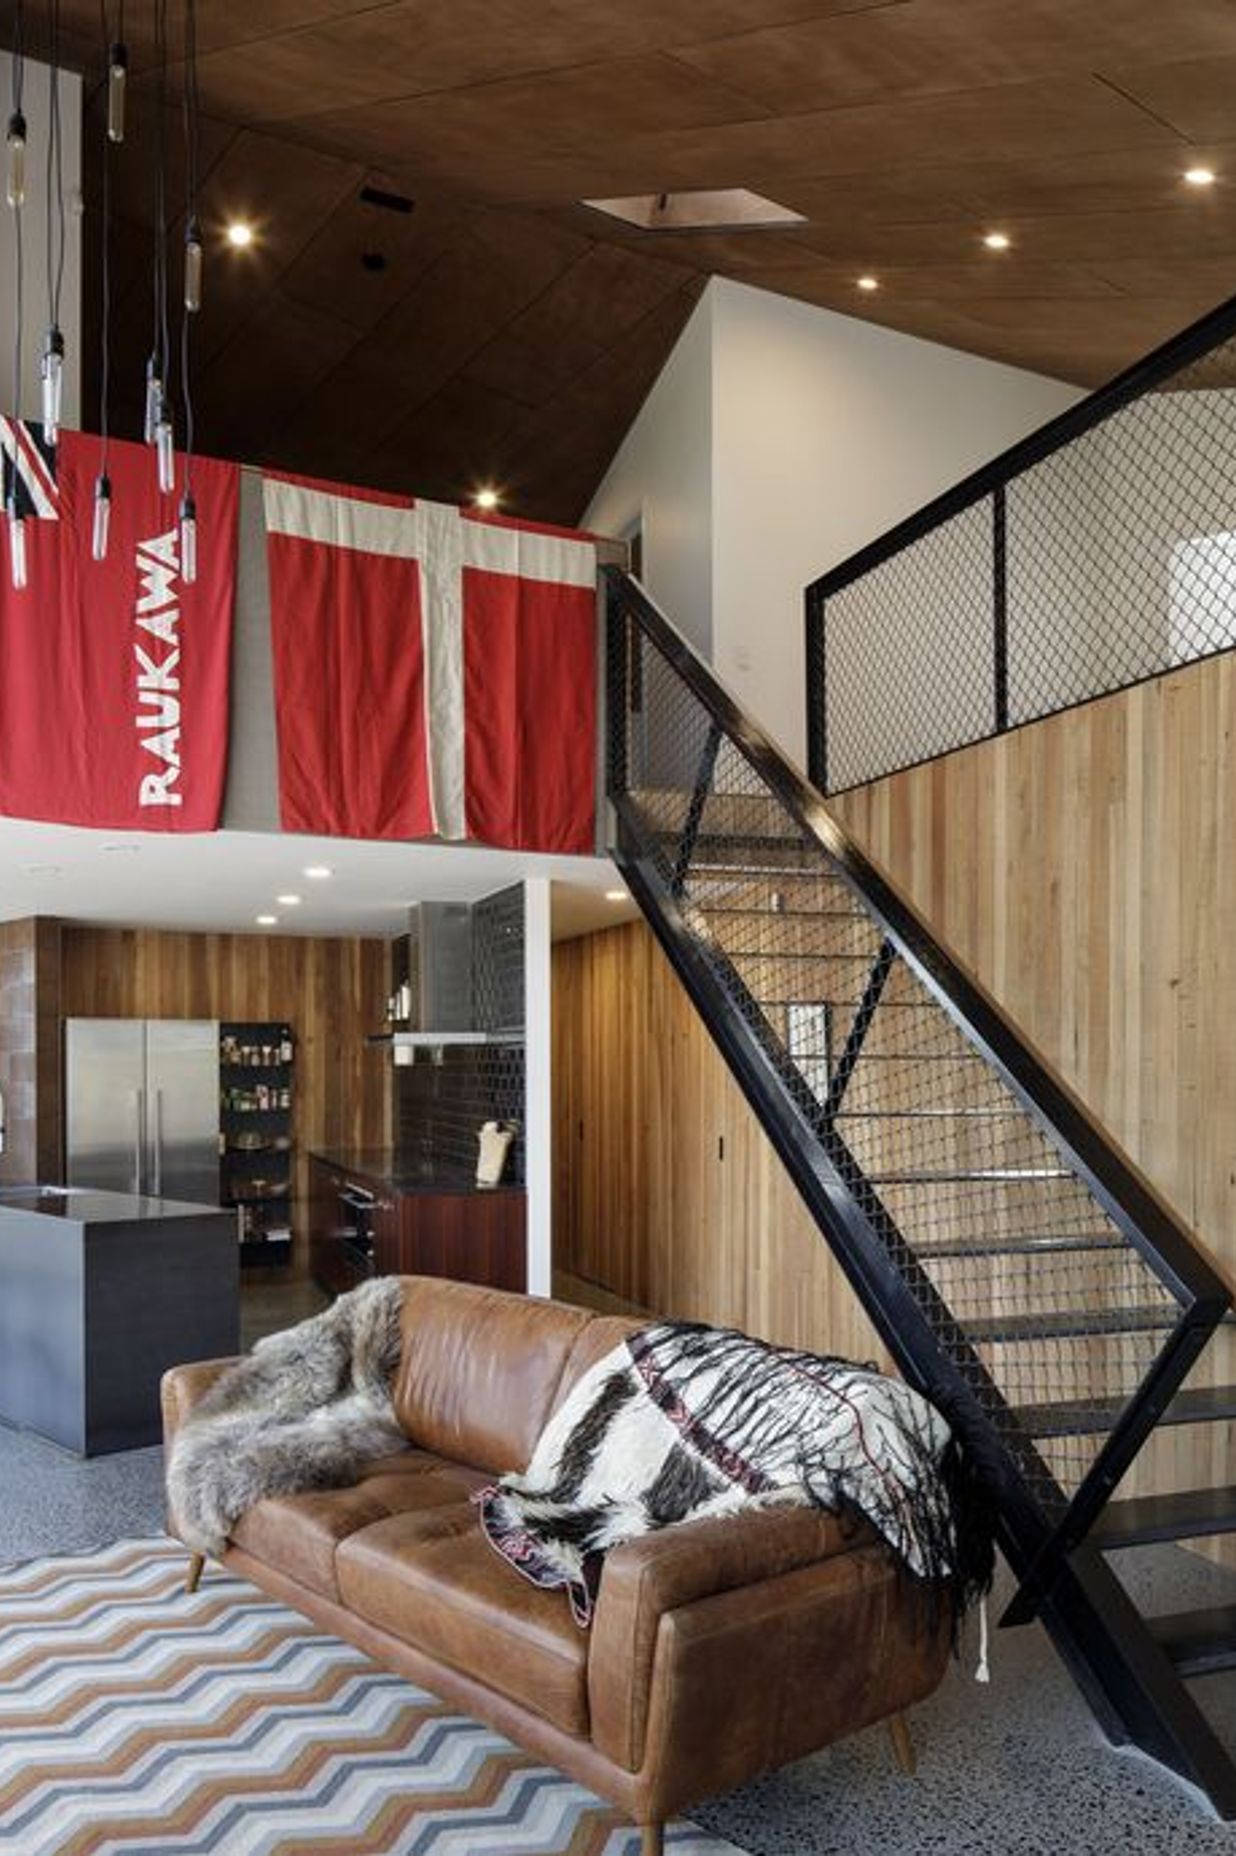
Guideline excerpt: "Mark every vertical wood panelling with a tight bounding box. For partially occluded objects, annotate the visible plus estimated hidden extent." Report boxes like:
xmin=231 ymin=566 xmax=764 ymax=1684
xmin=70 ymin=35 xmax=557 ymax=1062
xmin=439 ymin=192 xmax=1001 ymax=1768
xmin=552 ymin=922 xmax=885 ymax=1365
xmin=830 ymin=651 xmax=1236 ymax=1512
xmin=60 ymin=927 xmax=391 ymax=1268
xmin=555 ymin=650 xmax=1236 ymax=1522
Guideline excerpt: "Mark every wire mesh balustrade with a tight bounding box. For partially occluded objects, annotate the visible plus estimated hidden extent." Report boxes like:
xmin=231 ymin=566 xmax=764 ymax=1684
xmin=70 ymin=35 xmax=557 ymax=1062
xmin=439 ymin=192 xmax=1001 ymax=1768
xmin=607 ymin=567 xmax=1229 ymax=1550
xmin=806 ymin=296 xmax=1236 ymax=794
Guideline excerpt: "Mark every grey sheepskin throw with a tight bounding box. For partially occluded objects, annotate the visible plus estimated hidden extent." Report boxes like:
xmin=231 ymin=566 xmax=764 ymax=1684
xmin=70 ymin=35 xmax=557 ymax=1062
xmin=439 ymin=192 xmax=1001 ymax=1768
xmin=479 ymin=1320 xmax=994 ymax=1629
xmin=167 ymin=1277 xmax=405 ymax=1557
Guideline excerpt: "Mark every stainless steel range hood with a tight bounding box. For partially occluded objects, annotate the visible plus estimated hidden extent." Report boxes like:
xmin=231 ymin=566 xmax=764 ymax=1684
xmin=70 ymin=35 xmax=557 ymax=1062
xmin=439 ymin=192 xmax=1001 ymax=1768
xmin=371 ymin=901 xmax=507 ymax=1062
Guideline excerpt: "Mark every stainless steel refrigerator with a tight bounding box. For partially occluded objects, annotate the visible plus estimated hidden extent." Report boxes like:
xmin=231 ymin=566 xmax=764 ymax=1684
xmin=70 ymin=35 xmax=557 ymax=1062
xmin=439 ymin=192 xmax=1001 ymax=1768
xmin=65 ymin=1019 xmax=220 ymax=1205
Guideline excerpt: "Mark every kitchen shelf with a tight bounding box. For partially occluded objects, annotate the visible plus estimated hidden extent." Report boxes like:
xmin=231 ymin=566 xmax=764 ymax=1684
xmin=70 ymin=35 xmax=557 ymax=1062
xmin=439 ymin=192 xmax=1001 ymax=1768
xmin=221 ymin=1021 xmax=295 ymax=1265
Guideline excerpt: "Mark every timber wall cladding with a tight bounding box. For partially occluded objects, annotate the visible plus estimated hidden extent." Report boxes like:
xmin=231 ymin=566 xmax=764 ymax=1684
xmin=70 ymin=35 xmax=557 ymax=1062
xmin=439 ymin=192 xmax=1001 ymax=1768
xmin=830 ymin=649 xmax=1236 ymax=1511
xmin=555 ymin=649 xmax=1236 ymax=1511
xmin=59 ymin=927 xmax=391 ymax=1257
xmin=551 ymin=921 xmax=885 ymax=1366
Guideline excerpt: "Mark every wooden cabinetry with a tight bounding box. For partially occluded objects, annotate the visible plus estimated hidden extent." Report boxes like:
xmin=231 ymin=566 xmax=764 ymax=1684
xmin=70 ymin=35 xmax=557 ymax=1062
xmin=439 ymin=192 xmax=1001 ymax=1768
xmin=308 ymin=1154 xmax=525 ymax=1296
xmin=371 ymin=1189 xmax=525 ymax=1291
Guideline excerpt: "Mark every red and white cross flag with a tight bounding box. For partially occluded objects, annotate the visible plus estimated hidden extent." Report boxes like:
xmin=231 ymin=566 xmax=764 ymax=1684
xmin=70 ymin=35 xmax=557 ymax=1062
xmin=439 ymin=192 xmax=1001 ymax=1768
xmin=262 ymin=474 xmax=597 ymax=853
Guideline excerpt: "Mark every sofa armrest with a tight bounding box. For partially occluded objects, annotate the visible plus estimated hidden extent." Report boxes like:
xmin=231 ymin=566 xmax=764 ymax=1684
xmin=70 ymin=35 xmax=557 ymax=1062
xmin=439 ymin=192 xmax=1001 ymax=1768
xmin=160 ymin=1358 xmax=240 ymax=1448
xmin=588 ymin=1504 xmax=863 ymax=1772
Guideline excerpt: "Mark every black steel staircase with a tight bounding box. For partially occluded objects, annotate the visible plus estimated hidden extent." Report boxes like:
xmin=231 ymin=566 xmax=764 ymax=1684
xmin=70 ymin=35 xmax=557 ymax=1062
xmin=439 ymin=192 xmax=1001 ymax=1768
xmin=605 ymin=562 xmax=1236 ymax=1816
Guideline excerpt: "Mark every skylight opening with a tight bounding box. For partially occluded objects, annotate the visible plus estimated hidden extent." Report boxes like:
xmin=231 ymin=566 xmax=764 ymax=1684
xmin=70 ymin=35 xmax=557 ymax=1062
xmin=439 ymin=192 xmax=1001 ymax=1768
xmin=582 ymin=188 xmax=807 ymax=232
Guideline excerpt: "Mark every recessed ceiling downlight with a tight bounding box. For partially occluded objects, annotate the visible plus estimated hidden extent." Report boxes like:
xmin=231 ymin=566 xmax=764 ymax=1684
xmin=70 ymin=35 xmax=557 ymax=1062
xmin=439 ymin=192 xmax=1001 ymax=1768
xmin=583 ymin=188 xmax=807 ymax=232
xmin=303 ymin=865 xmax=333 ymax=880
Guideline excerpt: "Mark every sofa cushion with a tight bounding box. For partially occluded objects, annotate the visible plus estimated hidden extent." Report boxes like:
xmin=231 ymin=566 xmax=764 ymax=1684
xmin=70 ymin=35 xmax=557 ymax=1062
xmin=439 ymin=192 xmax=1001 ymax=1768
xmin=552 ymin=1314 xmax=643 ymax=1409
xmin=392 ymin=1277 xmax=595 ymax=1473
xmin=337 ymin=1509 xmax=590 ymax=1738
xmin=230 ymin=1448 xmax=488 ymax=1601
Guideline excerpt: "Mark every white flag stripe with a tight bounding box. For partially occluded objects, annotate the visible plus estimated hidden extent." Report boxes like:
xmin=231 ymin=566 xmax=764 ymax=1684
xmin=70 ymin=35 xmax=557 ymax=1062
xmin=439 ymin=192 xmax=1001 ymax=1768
xmin=461 ymin=517 xmax=595 ymax=588
xmin=0 ymin=416 xmax=57 ymax=518
xmin=419 ymin=500 xmax=468 ymax=842
xmin=262 ymin=479 xmax=420 ymax=558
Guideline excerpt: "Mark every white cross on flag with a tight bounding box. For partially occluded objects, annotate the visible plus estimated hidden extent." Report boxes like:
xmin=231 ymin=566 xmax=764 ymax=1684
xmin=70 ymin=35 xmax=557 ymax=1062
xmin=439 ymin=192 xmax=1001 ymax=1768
xmin=262 ymin=474 xmax=598 ymax=853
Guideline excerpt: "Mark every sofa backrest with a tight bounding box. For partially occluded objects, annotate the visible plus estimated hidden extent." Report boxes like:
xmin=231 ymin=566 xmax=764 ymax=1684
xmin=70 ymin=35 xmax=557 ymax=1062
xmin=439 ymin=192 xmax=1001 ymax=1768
xmin=392 ymin=1277 xmax=640 ymax=1473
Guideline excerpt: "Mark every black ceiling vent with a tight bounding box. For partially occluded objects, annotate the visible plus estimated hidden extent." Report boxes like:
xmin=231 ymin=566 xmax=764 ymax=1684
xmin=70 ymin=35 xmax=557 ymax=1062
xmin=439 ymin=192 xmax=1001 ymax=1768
xmin=360 ymin=184 xmax=414 ymax=215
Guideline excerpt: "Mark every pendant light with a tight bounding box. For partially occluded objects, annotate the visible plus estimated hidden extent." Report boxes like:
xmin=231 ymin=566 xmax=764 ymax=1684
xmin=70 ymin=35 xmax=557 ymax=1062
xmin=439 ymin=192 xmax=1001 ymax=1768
xmin=95 ymin=4 xmax=118 ymax=559
xmin=178 ymin=0 xmax=201 ymax=580
xmin=6 ymin=0 xmax=26 ymax=588
xmin=146 ymin=0 xmax=172 ymax=491
xmin=41 ymin=0 xmax=67 ymax=446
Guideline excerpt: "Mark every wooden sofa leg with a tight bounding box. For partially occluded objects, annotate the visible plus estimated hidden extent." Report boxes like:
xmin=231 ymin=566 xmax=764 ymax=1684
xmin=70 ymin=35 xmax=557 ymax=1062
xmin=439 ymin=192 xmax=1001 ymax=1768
xmin=888 ymin=1710 xmax=917 ymax=1776
xmin=185 ymin=1552 xmax=206 ymax=1595
xmin=640 ymin=1823 xmax=664 ymax=1856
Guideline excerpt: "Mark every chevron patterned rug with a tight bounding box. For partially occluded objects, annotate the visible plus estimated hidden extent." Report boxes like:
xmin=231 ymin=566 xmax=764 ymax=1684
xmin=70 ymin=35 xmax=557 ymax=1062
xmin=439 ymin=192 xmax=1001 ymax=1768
xmin=0 ymin=1537 xmax=746 ymax=1856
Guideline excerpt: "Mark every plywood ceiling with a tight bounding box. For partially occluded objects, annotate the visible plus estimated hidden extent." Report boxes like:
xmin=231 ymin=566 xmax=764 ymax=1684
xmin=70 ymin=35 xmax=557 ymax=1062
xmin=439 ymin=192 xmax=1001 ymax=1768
xmin=27 ymin=0 xmax=1236 ymax=522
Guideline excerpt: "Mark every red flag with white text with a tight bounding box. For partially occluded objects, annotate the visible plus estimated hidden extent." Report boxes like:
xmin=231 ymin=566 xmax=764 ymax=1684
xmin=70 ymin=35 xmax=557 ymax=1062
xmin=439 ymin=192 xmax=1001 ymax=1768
xmin=0 ymin=422 xmax=237 ymax=831
xmin=263 ymin=477 xmax=597 ymax=851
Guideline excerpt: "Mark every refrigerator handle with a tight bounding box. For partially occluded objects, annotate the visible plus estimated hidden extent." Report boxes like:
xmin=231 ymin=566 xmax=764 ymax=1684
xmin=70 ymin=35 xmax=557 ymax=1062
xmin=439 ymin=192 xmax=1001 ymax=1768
xmin=153 ymin=1089 xmax=163 ymax=1199
xmin=134 ymin=1089 xmax=145 ymax=1196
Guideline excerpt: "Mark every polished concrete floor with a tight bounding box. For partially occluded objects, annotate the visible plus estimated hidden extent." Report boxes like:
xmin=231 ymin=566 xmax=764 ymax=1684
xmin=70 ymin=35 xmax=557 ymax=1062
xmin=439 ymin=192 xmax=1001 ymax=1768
xmin=3 ymin=1275 xmax=1236 ymax=1852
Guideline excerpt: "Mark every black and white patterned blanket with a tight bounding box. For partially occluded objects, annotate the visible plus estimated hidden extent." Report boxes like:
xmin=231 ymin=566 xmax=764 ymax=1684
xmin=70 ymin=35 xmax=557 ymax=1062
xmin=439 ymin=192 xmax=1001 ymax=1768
xmin=479 ymin=1321 xmax=993 ymax=1629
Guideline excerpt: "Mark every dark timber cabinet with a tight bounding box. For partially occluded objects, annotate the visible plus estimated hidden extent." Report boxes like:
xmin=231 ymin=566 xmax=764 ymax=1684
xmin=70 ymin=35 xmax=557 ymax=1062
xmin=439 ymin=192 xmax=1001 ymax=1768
xmin=308 ymin=1153 xmax=525 ymax=1295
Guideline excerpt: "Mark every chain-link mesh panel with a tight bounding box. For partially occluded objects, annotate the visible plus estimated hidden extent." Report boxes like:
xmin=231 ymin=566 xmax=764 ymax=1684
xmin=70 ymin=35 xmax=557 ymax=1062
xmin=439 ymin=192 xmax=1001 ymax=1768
xmin=613 ymin=601 xmax=1189 ymax=1521
xmin=823 ymin=500 xmax=995 ymax=790
xmin=815 ymin=332 xmax=1236 ymax=790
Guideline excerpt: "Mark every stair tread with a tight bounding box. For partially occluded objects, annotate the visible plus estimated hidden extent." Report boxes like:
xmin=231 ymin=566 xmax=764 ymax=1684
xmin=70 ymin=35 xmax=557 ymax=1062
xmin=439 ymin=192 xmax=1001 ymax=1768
xmin=1094 ymin=1487 xmax=1236 ymax=1547
xmin=1017 ymin=1385 xmax=1236 ymax=1438
xmin=917 ymin=1231 xmax=1124 ymax=1260
xmin=963 ymin=1303 xmax=1176 ymax=1343
xmin=694 ymin=906 xmax=861 ymax=920
xmin=1149 ymin=1603 xmax=1236 ymax=1678
xmin=839 ymin=1108 xmax=1019 ymax=1120
xmin=868 ymin=1167 xmax=1072 ymax=1183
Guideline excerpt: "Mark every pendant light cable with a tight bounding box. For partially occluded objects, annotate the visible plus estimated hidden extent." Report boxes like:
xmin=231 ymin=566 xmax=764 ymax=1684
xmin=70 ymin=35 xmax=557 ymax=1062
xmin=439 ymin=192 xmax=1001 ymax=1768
xmin=41 ymin=0 xmax=66 ymax=441
xmin=7 ymin=0 xmax=28 ymax=586
xmin=178 ymin=0 xmax=199 ymax=581
xmin=93 ymin=0 xmax=115 ymax=559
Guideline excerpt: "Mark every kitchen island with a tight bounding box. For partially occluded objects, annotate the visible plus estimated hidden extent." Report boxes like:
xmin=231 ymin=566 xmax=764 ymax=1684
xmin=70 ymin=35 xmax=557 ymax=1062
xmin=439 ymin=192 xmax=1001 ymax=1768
xmin=0 ymin=1186 xmax=238 ymax=1455
xmin=308 ymin=1150 xmax=525 ymax=1297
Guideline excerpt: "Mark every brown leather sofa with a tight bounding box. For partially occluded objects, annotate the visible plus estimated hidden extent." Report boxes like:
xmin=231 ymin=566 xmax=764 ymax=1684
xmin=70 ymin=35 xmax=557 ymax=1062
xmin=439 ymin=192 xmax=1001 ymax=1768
xmin=162 ymin=1276 xmax=950 ymax=1854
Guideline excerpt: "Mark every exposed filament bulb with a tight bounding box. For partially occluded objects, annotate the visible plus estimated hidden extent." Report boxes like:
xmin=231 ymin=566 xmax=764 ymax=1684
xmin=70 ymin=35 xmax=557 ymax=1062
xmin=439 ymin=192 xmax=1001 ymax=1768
xmin=107 ymin=43 xmax=127 ymax=144
xmin=144 ymin=355 xmax=162 ymax=446
xmin=92 ymin=473 xmax=111 ymax=562
xmin=7 ymin=499 xmax=27 ymax=590
xmin=6 ymin=110 xmax=26 ymax=209
xmin=155 ymin=401 xmax=175 ymax=494
xmin=179 ymin=492 xmax=197 ymax=585
xmin=185 ymin=220 xmax=203 ymax=312
xmin=40 ymin=326 xmax=65 ymax=443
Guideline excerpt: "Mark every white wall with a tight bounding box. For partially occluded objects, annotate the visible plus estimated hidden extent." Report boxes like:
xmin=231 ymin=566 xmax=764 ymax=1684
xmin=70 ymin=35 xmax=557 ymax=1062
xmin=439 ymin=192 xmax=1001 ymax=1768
xmin=0 ymin=52 xmax=82 ymax=426
xmin=708 ymin=278 xmax=1082 ymax=767
xmin=586 ymin=275 xmax=1082 ymax=772
xmin=583 ymin=289 xmax=713 ymax=658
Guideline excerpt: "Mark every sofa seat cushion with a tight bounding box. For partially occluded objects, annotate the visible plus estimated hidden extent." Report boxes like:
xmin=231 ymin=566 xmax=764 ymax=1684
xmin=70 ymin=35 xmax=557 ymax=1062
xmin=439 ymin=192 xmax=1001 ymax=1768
xmin=230 ymin=1448 xmax=489 ymax=1601
xmin=337 ymin=1509 xmax=590 ymax=1738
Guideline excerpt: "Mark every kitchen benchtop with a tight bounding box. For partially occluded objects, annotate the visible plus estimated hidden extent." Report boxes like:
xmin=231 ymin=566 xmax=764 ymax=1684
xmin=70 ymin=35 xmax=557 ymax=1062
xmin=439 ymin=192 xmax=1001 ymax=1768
xmin=310 ymin=1149 xmax=523 ymax=1196
xmin=0 ymin=1185 xmax=234 ymax=1223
